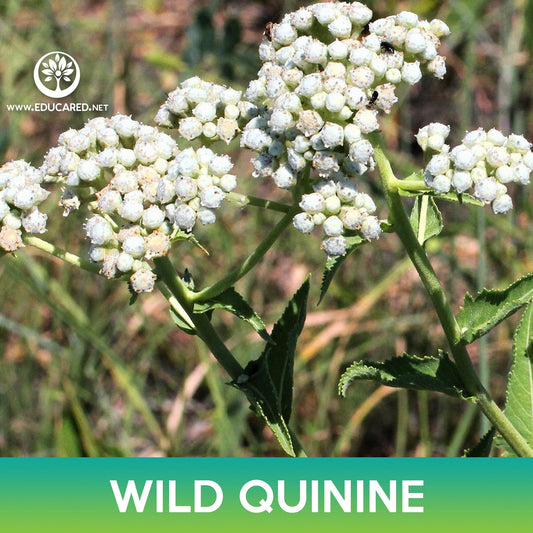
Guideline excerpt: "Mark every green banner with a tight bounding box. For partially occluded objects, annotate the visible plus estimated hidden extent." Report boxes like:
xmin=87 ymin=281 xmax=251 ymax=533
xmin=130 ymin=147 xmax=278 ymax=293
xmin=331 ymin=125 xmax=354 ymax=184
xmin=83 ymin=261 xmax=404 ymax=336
xmin=0 ymin=459 xmax=530 ymax=532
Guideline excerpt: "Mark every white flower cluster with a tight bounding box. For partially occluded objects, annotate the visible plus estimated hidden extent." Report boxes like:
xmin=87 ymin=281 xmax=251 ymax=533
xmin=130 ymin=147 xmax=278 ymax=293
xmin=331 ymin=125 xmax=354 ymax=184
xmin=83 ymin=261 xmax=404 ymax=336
xmin=154 ymin=76 xmax=257 ymax=144
xmin=0 ymin=160 xmax=49 ymax=252
xmin=293 ymin=178 xmax=381 ymax=256
xmin=417 ymin=123 xmax=533 ymax=214
xmin=40 ymin=114 xmax=237 ymax=292
xmin=242 ymin=1 xmax=449 ymax=187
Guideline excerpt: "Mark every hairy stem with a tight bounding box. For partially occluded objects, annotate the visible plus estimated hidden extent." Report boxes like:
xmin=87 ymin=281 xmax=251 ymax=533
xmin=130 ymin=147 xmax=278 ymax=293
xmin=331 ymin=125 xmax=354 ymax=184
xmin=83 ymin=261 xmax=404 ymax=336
xmin=372 ymin=140 xmax=533 ymax=457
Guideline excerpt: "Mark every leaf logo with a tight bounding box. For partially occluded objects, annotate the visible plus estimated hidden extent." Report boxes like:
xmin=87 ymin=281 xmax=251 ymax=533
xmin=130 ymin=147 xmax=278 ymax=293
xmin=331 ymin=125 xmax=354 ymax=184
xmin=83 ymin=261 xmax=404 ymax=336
xmin=33 ymin=51 xmax=80 ymax=99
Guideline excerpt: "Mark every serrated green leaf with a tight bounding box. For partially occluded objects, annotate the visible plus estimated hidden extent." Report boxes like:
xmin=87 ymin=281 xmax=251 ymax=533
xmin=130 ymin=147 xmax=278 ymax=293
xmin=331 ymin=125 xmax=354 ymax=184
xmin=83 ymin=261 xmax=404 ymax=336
xmin=232 ymin=278 xmax=310 ymax=456
xmin=499 ymin=303 xmax=533 ymax=456
xmin=463 ymin=427 xmax=495 ymax=457
xmin=194 ymin=287 xmax=272 ymax=343
xmin=409 ymin=196 xmax=443 ymax=244
xmin=319 ymin=235 xmax=366 ymax=304
xmin=339 ymin=352 xmax=468 ymax=398
xmin=457 ymin=273 xmax=533 ymax=344
xmin=399 ymin=188 xmax=483 ymax=207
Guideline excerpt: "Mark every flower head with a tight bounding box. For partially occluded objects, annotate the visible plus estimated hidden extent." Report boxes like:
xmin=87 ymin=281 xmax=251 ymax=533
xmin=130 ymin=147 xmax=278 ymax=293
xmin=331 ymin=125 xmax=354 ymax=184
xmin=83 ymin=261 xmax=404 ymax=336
xmin=417 ymin=124 xmax=533 ymax=214
xmin=41 ymin=114 xmax=237 ymax=291
xmin=0 ymin=161 xmax=49 ymax=252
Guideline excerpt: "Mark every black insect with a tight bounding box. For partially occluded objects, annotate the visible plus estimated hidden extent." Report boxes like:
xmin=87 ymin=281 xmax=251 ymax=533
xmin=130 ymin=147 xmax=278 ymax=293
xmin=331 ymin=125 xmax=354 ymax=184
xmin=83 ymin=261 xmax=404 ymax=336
xmin=360 ymin=23 xmax=370 ymax=38
xmin=264 ymin=22 xmax=274 ymax=41
xmin=368 ymin=90 xmax=379 ymax=106
xmin=380 ymin=41 xmax=395 ymax=54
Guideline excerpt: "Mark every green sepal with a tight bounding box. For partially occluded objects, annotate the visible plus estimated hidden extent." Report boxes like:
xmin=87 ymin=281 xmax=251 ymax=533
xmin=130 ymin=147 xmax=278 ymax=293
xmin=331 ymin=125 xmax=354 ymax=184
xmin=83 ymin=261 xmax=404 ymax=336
xmin=232 ymin=278 xmax=309 ymax=456
xmin=457 ymin=273 xmax=533 ymax=344
xmin=339 ymin=351 xmax=469 ymax=399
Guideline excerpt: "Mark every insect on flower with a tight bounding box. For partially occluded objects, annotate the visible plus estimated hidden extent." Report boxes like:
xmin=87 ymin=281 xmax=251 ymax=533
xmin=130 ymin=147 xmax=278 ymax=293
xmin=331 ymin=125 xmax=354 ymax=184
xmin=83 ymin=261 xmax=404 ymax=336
xmin=380 ymin=41 xmax=395 ymax=54
xmin=368 ymin=90 xmax=379 ymax=106
xmin=264 ymin=22 xmax=274 ymax=41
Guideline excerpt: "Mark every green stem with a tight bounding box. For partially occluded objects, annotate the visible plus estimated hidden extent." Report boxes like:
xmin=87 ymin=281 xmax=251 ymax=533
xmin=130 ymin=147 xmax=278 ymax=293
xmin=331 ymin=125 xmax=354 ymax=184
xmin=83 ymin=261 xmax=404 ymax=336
xmin=154 ymin=256 xmax=244 ymax=381
xmin=23 ymin=235 xmax=101 ymax=274
xmin=226 ymin=192 xmax=292 ymax=213
xmin=372 ymin=140 xmax=533 ymax=457
xmin=155 ymin=255 xmax=307 ymax=457
xmin=192 ymin=208 xmax=298 ymax=302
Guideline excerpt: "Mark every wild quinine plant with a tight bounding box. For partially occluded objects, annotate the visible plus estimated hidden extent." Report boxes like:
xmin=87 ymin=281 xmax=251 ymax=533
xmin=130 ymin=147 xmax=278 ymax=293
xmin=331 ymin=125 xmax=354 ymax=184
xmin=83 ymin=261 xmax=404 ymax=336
xmin=2 ymin=1 xmax=533 ymax=457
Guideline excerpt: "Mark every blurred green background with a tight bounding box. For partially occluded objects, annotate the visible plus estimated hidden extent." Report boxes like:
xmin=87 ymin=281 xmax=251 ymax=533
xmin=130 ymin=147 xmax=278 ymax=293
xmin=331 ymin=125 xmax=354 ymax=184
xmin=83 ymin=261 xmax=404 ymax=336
xmin=1 ymin=0 xmax=533 ymax=457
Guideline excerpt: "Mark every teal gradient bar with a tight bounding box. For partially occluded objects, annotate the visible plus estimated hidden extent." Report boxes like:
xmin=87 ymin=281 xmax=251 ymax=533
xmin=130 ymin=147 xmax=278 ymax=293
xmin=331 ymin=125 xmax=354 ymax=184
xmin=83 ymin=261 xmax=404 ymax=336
xmin=0 ymin=459 xmax=531 ymax=532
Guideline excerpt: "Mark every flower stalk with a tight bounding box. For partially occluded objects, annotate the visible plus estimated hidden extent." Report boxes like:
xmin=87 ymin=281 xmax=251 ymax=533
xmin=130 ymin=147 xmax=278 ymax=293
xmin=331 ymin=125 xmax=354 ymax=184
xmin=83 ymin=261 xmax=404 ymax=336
xmin=372 ymin=139 xmax=533 ymax=457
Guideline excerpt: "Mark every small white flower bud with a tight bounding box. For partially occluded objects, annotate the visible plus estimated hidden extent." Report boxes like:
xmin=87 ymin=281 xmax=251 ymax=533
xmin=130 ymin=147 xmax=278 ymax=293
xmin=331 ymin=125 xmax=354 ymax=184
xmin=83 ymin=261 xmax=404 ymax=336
xmin=348 ymin=3 xmax=373 ymax=26
xmin=328 ymin=40 xmax=349 ymax=59
xmin=291 ymin=7 xmax=313 ymax=30
xmin=369 ymin=55 xmax=388 ymax=77
xmin=336 ymin=180 xmax=358 ymax=202
xmin=354 ymin=108 xmax=379 ymax=134
xmin=21 ymin=208 xmax=47 ymax=234
xmin=474 ymin=178 xmax=499 ymax=203
xmin=297 ymin=110 xmax=324 ymax=137
xmin=297 ymin=73 xmax=323 ymax=97
xmin=300 ymin=192 xmax=325 ymax=213
xmin=310 ymin=91 xmax=327 ymax=110
xmin=486 ymin=128 xmax=507 ymax=146
xmin=513 ymin=163 xmax=531 ymax=185
xmin=77 ymin=159 xmax=101 ymax=182
xmin=492 ymin=194 xmax=513 ymax=214
xmin=401 ymin=61 xmax=422 ymax=84
xmin=360 ymin=216 xmax=382 ymax=240
xmin=451 ymin=171 xmax=473 ymax=193
xmin=507 ymin=134 xmax=532 ymax=153
xmin=385 ymin=68 xmax=402 ymax=84
xmin=197 ymin=207 xmax=217 ymax=225
xmin=431 ymin=174 xmax=452 ymax=193
xmin=111 ymin=114 xmax=140 ymax=138
xmin=323 ymin=215 xmax=344 ymax=236
xmin=349 ymin=47 xmax=373 ymax=66
xmin=116 ymin=252 xmax=135 ymax=272
xmin=344 ymin=124 xmax=362 ymax=144
xmin=0 ymin=226 xmax=23 ymax=251
xmin=200 ymin=186 xmax=225 ymax=208
xmin=142 ymin=206 xmax=165 ymax=229
xmin=272 ymin=165 xmax=296 ymax=188
xmin=427 ymin=153 xmax=450 ymax=175
xmin=328 ymin=15 xmax=352 ymax=39
xmin=430 ymin=19 xmax=450 ymax=37
xmin=293 ymin=212 xmax=315 ymax=233
xmin=97 ymin=189 xmax=121 ymax=213
xmin=314 ymin=180 xmax=337 ymax=198
xmin=85 ymin=216 xmax=115 ymax=245
xmin=427 ymin=56 xmax=446 ymax=79
xmin=340 ymin=206 xmax=364 ymax=229
xmin=96 ymin=148 xmax=117 ymax=168
xmin=320 ymin=122 xmax=344 ymax=148
xmin=362 ymin=33 xmax=381 ymax=52
xmin=179 ymin=117 xmax=203 ymax=140
xmin=313 ymin=3 xmax=337 ymax=25
xmin=404 ymin=29 xmax=427 ymax=54
xmin=130 ymin=269 xmax=156 ymax=293
xmin=118 ymin=200 xmax=144 ymax=222
xmin=219 ymin=174 xmax=237 ymax=192
xmin=325 ymin=92 xmax=346 ymax=113
xmin=97 ymin=127 xmax=120 ymax=148
xmin=451 ymin=145 xmax=478 ymax=170
xmin=349 ymin=66 xmax=375 ymax=88
xmin=272 ymin=22 xmax=298 ymax=45
xmin=321 ymin=235 xmax=348 ymax=256
xmin=397 ymin=11 xmax=419 ymax=28
xmin=323 ymin=195 xmax=341 ymax=214
xmin=349 ymin=139 xmax=374 ymax=163
xmin=209 ymin=154 xmax=233 ymax=176
xmin=173 ymin=204 xmax=197 ymax=231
